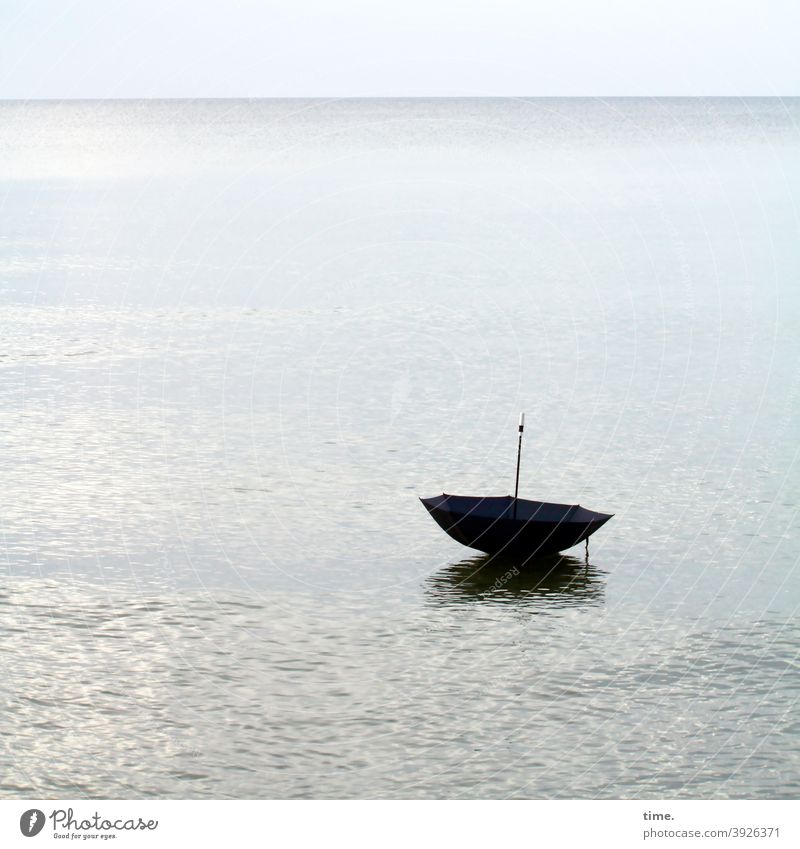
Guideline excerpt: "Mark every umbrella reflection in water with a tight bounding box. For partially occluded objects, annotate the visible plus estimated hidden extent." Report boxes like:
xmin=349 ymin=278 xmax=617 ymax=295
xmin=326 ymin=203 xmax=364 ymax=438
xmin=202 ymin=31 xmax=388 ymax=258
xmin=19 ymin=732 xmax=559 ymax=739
xmin=426 ymin=552 xmax=606 ymax=609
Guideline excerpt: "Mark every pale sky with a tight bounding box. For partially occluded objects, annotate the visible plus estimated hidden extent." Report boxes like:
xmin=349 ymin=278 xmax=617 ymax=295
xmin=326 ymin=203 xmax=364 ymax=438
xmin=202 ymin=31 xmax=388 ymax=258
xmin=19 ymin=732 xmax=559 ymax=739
xmin=1 ymin=0 xmax=798 ymax=98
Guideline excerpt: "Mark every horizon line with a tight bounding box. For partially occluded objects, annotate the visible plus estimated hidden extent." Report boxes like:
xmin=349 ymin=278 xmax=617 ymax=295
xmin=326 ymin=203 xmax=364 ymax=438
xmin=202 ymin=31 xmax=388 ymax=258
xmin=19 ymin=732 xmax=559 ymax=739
xmin=1 ymin=94 xmax=798 ymax=102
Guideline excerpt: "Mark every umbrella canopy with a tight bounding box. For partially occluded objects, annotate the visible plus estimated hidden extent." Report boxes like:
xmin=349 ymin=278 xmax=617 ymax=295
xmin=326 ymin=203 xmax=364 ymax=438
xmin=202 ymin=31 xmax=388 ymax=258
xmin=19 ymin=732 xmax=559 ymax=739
xmin=420 ymin=493 xmax=613 ymax=558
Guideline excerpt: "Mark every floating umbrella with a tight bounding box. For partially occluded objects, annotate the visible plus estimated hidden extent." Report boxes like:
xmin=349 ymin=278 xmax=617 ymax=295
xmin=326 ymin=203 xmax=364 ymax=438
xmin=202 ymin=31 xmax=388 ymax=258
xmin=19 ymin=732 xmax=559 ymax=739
xmin=420 ymin=413 xmax=613 ymax=559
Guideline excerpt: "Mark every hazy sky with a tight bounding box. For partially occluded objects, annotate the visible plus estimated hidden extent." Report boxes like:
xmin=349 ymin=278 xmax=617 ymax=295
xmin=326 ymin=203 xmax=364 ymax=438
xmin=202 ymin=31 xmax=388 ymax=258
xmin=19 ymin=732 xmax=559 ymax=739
xmin=1 ymin=0 xmax=798 ymax=98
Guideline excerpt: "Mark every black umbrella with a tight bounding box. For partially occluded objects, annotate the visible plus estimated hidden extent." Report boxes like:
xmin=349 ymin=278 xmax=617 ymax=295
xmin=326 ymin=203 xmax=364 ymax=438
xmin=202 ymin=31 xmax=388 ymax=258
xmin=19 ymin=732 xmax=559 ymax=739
xmin=420 ymin=413 xmax=613 ymax=559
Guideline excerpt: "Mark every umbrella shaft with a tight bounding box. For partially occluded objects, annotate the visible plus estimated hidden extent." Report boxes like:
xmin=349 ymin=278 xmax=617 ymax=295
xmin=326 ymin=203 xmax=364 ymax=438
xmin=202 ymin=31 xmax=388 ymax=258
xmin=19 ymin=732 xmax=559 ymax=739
xmin=513 ymin=430 xmax=523 ymax=517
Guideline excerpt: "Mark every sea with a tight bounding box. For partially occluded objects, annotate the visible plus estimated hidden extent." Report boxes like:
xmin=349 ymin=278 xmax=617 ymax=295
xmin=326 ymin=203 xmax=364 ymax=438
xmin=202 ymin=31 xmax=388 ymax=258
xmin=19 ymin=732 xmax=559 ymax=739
xmin=0 ymin=98 xmax=798 ymax=798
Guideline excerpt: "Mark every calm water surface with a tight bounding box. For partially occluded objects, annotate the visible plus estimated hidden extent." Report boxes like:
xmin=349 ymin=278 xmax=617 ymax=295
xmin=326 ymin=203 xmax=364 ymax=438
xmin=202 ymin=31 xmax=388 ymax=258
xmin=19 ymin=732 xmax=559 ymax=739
xmin=0 ymin=98 xmax=798 ymax=798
